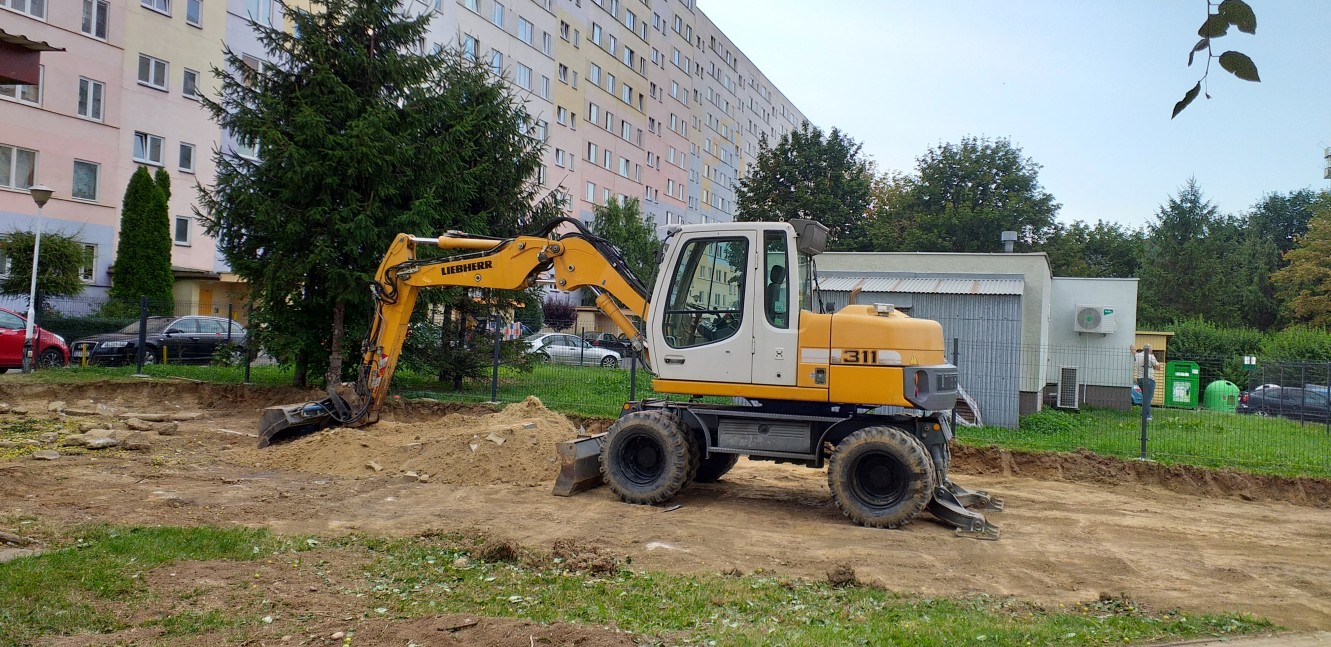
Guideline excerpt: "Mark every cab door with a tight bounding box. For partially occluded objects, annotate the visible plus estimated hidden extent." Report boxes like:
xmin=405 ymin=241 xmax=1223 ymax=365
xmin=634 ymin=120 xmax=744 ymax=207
xmin=650 ymin=231 xmax=754 ymax=383
xmin=752 ymin=228 xmax=799 ymax=386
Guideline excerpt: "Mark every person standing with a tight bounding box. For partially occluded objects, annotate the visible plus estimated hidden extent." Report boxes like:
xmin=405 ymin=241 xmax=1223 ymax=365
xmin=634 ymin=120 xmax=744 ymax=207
xmin=1131 ymin=344 xmax=1161 ymax=421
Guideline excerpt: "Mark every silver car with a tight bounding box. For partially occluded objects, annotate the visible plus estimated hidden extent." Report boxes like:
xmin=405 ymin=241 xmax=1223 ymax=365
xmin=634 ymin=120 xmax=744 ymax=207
xmin=527 ymin=333 xmax=622 ymax=368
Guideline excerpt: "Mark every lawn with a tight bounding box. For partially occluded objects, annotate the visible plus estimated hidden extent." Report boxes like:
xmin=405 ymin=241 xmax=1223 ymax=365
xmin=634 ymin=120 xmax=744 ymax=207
xmin=961 ymin=405 xmax=1331 ymax=479
xmin=0 ymin=525 xmax=1273 ymax=647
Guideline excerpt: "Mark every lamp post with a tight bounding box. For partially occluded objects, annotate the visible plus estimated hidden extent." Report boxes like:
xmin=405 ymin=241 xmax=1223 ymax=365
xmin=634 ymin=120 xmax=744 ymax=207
xmin=23 ymin=184 xmax=53 ymax=373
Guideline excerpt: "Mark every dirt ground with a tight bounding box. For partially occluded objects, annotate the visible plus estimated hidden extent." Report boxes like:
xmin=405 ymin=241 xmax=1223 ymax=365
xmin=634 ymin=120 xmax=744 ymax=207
xmin=2 ymin=380 xmax=1331 ymax=643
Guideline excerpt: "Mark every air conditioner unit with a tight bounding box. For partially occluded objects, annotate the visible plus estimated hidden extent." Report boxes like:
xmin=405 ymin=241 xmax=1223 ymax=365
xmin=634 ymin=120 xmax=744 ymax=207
xmin=1074 ymin=304 xmax=1117 ymax=334
xmin=1056 ymin=367 xmax=1080 ymax=409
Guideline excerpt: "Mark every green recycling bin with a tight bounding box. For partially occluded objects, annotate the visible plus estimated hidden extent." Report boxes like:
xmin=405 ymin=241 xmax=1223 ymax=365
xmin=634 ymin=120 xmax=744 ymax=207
xmin=1203 ymin=380 xmax=1240 ymax=412
xmin=1164 ymin=360 xmax=1200 ymax=409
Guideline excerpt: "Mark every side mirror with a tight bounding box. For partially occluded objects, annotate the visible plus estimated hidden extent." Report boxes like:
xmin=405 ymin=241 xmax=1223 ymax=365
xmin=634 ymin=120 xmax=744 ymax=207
xmin=165 ymin=328 xmax=182 ymax=335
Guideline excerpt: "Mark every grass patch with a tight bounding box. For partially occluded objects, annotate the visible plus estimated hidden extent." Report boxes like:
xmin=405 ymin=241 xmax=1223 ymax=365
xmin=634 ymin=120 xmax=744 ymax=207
xmin=0 ymin=526 xmax=289 ymax=645
xmin=356 ymin=533 xmax=1271 ymax=646
xmin=961 ymin=406 xmax=1331 ymax=479
xmin=0 ymin=527 xmax=1275 ymax=646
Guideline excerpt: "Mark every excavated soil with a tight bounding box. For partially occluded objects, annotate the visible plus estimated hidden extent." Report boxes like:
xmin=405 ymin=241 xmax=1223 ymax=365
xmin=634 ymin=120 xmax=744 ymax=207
xmin=2 ymin=380 xmax=1331 ymax=641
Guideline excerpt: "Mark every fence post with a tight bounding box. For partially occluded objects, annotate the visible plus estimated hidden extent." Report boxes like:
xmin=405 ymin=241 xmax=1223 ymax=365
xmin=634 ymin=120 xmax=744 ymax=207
xmin=135 ymin=296 xmax=148 ymax=374
xmin=950 ymin=338 xmax=958 ymax=433
xmin=1139 ymin=344 xmax=1151 ymax=460
xmin=243 ymin=304 xmax=252 ymax=385
xmin=579 ymin=326 xmax=586 ymax=365
xmin=490 ymin=314 xmax=502 ymax=403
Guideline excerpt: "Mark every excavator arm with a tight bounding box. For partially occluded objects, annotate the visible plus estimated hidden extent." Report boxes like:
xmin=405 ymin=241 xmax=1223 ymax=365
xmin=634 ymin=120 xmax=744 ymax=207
xmin=258 ymin=218 xmax=651 ymax=446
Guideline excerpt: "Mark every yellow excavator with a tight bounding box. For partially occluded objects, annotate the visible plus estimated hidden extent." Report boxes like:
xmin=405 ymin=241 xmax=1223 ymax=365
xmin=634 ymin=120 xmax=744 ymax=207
xmin=258 ymin=217 xmax=1002 ymax=538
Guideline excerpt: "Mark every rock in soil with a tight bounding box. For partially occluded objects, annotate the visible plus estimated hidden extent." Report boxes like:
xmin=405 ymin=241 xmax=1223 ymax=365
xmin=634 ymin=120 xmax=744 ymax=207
xmin=85 ymin=437 xmax=120 ymax=450
xmin=31 ymin=450 xmax=59 ymax=460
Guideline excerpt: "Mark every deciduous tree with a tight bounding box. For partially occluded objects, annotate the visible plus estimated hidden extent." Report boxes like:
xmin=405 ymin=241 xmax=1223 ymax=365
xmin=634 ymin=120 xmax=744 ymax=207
xmin=874 ymin=136 xmax=1060 ymax=253
xmin=1272 ymin=202 xmax=1331 ymax=327
xmin=735 ymin=122 xmax=873 ymax=251
xmin=589 ymin=197 xmax=658 ymax=287
xmin=0 ymin=230 xmax=89 ymax=310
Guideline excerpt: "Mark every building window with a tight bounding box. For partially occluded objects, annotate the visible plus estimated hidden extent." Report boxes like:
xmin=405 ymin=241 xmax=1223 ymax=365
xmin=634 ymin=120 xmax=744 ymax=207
xmin=620 ymin=84 xmax=631 ymax=104
xmin=174 ymin=216 xmax=191 ymax=245
xmin=82 ymin=0 xmax=110 ymax=39
xmin=556 ymin=106 xmax=568 ymax=125
xmin=0 ymin=144 xmax=37 ymax=190
xmin=604 ymin=73 xmax=615 ymax=94
xmin=0 ymin=65 xmax=41 ymax=106
xmin=586 ymin=141 xmax=596 ymax=161
xmin=79 ymin=244 xmax=97 ymax=283
xmin=622 ymin=47 xmax=633 ymax=68
xmin=588 ymin=63 xmax=600 ymax=86
xmin=517 ymin=17 xmax=533 ymax=44
xmin=490 ymin=2 xmax=503 ymax=27
xmin=539 ymin=75 xmax=550 ymax=99
xmin=554 ymin=148 xmax=566 ymax=167
xmin=185 ymin=0 xmax=201 ymax=26
xmin=618 ymin=157 xmax=629 ymax=177
xmin=179 ymin=142 xmax=195 ymax=173
xmin=516 ymin=63 xmax=531 ymax=90
xmin=587 ymin=102 xmax=599 ymax=125
xmin=489 ymin=50 xmax=502 ymax=75
xmin=138 ymin=54 xmax=169 ymax=91
xmin=141 ymin=0 xmax=169 ymax=15
xmin=133 ymin=132 xmax=164 ymax=165
xmin=77 ymin=78 xmax=104 ymax=121
xmin=542 ymin=32 xmax=553 ymax=56
xmin=245 ymin=0 xmax=271 ymax=24
xmin=233 ymin=133 xmax=259 ymax=160
xmin=586 ymin=181 xmax=596 ymax=202
xmin=72 ymin=160 xmax=99 ymax=201
xmin=464 ymin=0 xmax=477 ymax=11
xmin=462 ymin=34 xmax=478 ymax=60
xmin=2 ymin=0 xmax=46 ymax=18
xmin=182 ymin=68 xmax=200 ymax=99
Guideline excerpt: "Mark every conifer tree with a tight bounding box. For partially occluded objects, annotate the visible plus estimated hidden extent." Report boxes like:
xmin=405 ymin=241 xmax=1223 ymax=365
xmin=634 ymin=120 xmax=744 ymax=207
xmin=108 ymin=166 xmax=174 ymax=315
xmin=200 ymin=0 xmax=557 ymax=386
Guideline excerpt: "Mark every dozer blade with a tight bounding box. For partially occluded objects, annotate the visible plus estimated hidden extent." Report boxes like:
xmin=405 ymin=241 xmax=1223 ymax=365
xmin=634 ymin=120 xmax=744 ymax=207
xmin=927 ymin=479 xmax=1001 ymax=541
xmin=551 ymin=432 xmax=607 ymax=496
xmin=257 ymin=399 xmax=337 ymax=448
xmin=944 ymin=479 xmax=1005 ymax=512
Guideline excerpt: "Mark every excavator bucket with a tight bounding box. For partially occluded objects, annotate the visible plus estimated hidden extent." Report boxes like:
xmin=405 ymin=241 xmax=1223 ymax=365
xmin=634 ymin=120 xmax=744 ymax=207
xmin=928 ymin=479 xmax=1004 ymax=540
xmin=257 ymin=399 xmax=336 ymax=448
xmin=551 ymin=432 xmax=606 ymax=496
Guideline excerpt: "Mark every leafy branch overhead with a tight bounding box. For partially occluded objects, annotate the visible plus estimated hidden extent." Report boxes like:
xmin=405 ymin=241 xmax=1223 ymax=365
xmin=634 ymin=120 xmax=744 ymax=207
xmin=1173 ymin=0 xmax=1259 ymax=118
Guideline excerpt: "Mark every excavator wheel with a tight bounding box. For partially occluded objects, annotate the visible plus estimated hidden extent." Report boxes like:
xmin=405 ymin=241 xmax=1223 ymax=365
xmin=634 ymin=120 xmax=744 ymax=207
xmin=828 ymin=426 xmax=936 ymax=529
xmin=693 ymin=452 xmax=739 ymax=483
xmin=601 ymin=410 xmax=694 ymax=505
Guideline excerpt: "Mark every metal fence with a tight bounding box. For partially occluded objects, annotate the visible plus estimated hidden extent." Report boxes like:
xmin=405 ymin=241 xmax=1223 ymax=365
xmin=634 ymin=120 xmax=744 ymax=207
xmin=11 ymin=296 xmax=1329 ymax=477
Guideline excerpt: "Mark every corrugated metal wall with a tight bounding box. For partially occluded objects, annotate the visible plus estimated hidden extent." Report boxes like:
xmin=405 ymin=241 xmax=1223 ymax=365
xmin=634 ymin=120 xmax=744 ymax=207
xmin=821 ymin=291 xmax=1023 ymax=429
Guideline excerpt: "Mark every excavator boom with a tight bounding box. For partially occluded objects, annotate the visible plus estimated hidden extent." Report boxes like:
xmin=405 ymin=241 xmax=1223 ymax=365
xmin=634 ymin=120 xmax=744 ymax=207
xmin=258 ymin=218 xmax=651 ymax=446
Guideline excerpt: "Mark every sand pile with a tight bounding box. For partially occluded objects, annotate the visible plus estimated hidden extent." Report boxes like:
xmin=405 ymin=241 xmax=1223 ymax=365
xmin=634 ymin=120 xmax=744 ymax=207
xmin=253 ymin=397 xmax=580 ymax=486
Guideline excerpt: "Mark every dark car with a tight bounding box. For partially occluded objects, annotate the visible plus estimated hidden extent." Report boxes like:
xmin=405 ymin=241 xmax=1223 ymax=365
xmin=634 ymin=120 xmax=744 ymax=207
xmin=581 ymin=331 xmax=636 ymax=357
xmin=1237 ymin=386 xmax=1331 ymax=423
xmin=0 ymin=307 xmax=69 ymax=370
xmin=72 ymin=316 xmax=247 ymax=366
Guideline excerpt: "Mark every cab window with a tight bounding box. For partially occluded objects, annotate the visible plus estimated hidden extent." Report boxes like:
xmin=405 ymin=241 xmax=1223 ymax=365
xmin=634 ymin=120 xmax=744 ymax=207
xmin=763 ymin=231 xmax=789 ymax=328
xmin=662 ymin=237 xmax=747 ymax=348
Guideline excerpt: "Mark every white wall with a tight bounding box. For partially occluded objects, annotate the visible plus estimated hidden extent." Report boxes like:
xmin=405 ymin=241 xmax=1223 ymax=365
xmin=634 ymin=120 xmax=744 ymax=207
xmin=1048 ymin=277 xmax=1139 ymax=387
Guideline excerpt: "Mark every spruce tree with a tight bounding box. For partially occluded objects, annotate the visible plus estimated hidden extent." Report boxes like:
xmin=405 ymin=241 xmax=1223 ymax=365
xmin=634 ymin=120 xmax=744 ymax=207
xmin=200 ymin=0 xmax=558 ymax=386
xmin=108 ymin=167 xmax=174 ymax=315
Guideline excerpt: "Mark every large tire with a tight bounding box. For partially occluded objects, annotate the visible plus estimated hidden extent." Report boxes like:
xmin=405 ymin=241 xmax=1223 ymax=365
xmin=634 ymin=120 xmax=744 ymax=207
xmin=601 ymin=410 xmax=694 ymax=504
xmin=693 ymin=452 xmax=739 ymax=483
xmin=827 ymin=426 xmax=935 ymax=529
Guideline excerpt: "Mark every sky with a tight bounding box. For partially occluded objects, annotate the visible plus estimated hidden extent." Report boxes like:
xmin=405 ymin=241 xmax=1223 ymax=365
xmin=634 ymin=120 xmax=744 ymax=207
xmin=699 ymin=1 xmax=1331 ymax=229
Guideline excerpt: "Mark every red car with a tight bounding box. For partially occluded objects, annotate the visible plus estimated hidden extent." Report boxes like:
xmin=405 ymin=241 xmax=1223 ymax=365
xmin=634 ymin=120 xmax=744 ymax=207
xmin=0 ymin=307 xmax=69 ymax=370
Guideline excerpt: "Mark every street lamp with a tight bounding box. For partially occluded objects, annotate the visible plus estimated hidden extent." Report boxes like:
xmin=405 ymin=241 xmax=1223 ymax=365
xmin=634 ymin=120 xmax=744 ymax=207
xmin=23 ymin=184 xmax=53 ymax=373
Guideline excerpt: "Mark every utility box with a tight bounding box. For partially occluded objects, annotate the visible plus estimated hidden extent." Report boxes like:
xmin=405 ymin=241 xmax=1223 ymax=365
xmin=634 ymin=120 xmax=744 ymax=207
xmin=1164 ymin=361 xmax=1200 ymax=409
xmin=1203 ymin=380 xmax=1240 ymax=412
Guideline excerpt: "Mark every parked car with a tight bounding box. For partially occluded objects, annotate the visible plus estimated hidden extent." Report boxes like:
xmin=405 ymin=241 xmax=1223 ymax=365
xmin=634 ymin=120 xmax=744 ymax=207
xmin=527 ymin=332 xmax=621 ymax=368
xmin=1237 ymin=386 xmax=1331 ymax=422
xmin=0 ymin=307 xmax=69 ymax=370
xmin=581 ymin=331 xmax=636 ymax=357
xmin=72 ymin=316 xmax=247 ymax=366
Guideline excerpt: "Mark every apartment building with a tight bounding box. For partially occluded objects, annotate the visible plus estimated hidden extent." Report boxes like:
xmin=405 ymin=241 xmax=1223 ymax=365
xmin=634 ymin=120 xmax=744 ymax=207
xmin=0 ymin=0 xmax=806 ymax=313
xmin=0 ymin=0 xmax=240 ymax=311
xmin=421 ymin=0 xmax=808 ymax=229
